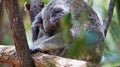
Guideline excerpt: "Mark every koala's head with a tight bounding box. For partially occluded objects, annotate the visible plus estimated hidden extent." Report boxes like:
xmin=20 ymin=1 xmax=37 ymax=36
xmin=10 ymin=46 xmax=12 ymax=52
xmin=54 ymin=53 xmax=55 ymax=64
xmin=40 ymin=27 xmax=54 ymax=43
xmin=49 ymin=5 xmax=69 ymax=24
xmin=41 ymin=2 xmax=69 ymax=36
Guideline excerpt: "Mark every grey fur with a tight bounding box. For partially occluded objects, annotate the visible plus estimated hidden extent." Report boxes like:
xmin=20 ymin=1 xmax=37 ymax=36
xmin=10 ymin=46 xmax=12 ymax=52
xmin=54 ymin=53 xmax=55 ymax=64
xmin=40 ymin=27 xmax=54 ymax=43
xmin=31 ymin=0 xmax=105 ymax=63
xmin=32 ymin=0 xmax=69 ymax=39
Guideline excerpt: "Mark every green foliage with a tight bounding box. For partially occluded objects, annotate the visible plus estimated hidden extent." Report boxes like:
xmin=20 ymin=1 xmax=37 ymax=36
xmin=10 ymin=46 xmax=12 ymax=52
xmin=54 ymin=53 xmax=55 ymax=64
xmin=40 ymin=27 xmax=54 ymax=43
xmin=60 ymin=0 xmax=120 ymax=66
xmin=115 ymin=0 xmax=120 ymax=22
xmin=60 ymin=13 xmax=86 ymax=59
xmin=2 ymin=34 xmax=12 ymax=45
xmin=61 ymin=13 xmax=72 ymax=42
xmin=42 ymin=0 xmax=50 ymax=4
xmin=60 ymin=13 xmax=98 ymax=60
xmin=91 ymin=0 xmax=120 ymax=66
xmin=80 ymin=10 xmax=89 ymax=24
xmin=66 ymin=34 xmax=87 ymax=59
xmin=85 ymin=0 xmax=93 ymax=7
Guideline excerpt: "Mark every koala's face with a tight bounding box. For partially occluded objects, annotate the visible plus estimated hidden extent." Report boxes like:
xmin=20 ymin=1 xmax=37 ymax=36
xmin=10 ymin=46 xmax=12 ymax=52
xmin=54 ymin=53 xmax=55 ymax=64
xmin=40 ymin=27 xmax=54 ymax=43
xmin=49 ymin=5 xmax=69 ymax=24
xmin=42 ymin=4 xmax=69 ymax=36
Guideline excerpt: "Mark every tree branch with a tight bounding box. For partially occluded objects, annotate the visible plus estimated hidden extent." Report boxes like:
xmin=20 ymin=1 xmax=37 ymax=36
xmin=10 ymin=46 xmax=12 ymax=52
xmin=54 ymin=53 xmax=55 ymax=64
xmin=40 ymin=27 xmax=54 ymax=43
xmin=103 ymin=0 xmax=115 ymax=36
xmin=3 ymin=0 xmax=35 ymax=67
xmin=0 ymin=45 xmax=88 ymax=67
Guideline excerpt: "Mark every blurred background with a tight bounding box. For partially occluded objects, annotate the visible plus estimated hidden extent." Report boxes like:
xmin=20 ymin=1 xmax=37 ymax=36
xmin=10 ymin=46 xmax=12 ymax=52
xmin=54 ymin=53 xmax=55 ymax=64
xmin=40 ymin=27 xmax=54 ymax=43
xmin=0 ymin=0 xmax=120 ymax=67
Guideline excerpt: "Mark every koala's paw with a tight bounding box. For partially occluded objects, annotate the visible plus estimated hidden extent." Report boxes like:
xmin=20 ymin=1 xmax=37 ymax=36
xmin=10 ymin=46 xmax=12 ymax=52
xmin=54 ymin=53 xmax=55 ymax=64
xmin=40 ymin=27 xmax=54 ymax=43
xmin=30 ymin=48 xmax=42 ymax=54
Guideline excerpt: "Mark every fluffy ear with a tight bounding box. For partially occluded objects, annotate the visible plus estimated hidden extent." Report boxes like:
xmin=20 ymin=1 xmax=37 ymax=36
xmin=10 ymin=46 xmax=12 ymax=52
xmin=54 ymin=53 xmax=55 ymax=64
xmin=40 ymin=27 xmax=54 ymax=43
xmin=24 ymin=2 xmax=31 ymax=12
xmin=24 ymin=2 xmax=44 ymax=12
xmin=41 ymin=2 xmax=44 ymax=9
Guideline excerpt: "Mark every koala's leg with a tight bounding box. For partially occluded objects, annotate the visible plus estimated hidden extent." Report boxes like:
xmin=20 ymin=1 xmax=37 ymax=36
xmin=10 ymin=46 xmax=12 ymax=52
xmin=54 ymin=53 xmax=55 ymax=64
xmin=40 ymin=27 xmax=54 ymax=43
xmin=32 ymin=12 xmax=45 ymax=41
xmin=37 ymin=25 xmax=46 ymax=39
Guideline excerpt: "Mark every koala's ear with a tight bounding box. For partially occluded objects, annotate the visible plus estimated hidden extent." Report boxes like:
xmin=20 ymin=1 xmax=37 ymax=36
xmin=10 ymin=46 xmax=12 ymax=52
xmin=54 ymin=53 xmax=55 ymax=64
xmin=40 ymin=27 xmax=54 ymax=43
xmin=41 ymin=2 xmax=44 ymax=8
xmin=24 ymin=2 xmax=31 ymax=12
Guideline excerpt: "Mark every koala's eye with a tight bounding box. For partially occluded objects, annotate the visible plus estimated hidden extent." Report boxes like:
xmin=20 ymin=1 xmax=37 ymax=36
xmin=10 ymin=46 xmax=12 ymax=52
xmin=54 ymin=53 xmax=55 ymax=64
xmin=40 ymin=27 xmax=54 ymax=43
xmin=53 ymin=8 xmax=63 ymax=13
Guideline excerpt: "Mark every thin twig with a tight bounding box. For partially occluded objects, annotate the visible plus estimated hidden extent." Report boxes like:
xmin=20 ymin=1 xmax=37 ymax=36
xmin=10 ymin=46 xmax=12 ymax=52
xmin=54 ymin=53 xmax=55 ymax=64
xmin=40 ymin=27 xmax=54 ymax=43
xmin=103 ymin=0 xmax=115 ymax=36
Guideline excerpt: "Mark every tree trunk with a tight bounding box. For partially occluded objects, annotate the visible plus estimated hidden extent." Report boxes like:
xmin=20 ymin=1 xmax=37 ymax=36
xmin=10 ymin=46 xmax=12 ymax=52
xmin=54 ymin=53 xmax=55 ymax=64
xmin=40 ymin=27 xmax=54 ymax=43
xmin=0 ymin=1 xmax=4 ymax=44
xmin=3 ymin=0 xmax=35 ymax=67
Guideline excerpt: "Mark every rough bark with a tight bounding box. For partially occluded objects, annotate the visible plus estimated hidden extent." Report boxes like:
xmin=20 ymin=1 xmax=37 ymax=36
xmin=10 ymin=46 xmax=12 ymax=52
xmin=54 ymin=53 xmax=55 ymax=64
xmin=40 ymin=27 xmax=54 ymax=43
xmin=0 ymin=1 xmax=4 ymax=43
xmin=0 ymin=1 xmax=3 ymax=29
xmin=0 ymin=45 xmax=99 ymax=67
xmin=3 ymin=0 xmax=35 ymax=67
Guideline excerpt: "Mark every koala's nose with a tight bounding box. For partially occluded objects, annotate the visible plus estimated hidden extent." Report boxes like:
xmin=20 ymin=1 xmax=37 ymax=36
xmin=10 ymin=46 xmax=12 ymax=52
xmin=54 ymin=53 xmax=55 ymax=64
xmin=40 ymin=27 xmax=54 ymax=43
xmin=61 ymin=10 xmax=68 ymax=15
xmin=61 ymin=11 xmax=65 ymax=15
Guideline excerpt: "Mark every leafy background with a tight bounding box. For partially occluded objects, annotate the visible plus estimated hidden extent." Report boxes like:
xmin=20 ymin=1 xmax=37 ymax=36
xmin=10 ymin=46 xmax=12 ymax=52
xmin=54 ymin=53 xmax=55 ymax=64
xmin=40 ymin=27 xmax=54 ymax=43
xmin=0 ymin=0 xmax=120 ymax=67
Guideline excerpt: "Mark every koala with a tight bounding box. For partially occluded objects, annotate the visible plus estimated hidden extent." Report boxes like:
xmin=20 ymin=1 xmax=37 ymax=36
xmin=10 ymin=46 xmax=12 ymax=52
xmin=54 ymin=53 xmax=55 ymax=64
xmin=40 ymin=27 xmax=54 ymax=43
xmin=24 ymin=1 xmax=45 ymax=41
xmin=31 ymin=0 xmax=105 ymax=63
xmin=32 ymin=12 xmax=45 ymax=41
xmin=32 ymin=0 xmax=69 ymax=41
